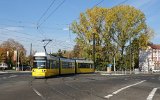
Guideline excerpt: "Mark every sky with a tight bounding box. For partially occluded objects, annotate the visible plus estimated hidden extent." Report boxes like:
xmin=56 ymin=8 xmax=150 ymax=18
xmin=0 ymin=0 xmax=159 ymax=55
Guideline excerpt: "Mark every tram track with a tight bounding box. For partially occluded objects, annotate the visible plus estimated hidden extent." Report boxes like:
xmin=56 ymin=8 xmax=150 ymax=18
xmin=61 ymin=76 xmax=106 ymax=100
xmin=29 ymin=78 xmax=46 ymax=100
xmin=29 ymin=77 xmax=76 ymax=100
xmin=44 ymin=78 xmax=76 ymax=100
xmin=28 ymin=76 xmax=106 ymax=100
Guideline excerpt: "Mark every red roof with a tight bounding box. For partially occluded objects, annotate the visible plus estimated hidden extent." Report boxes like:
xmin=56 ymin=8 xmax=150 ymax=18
xmin=150 ymin=44 xmax=160 ymax=49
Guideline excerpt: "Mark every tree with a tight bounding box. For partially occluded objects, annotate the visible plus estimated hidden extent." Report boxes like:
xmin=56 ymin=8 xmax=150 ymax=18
xmin=126 ymin=27 xmax=154 ymax=69
xmin=0 ymin=48 xmax=6 ymax=63
xmin=71 ymin=7 xmax=108 ymax=68
xmin=71 ymin=5 xmax=153 ymax=70
xmin=104 ymin=5 xmax=149 ymax=69
xmin=57 ymin=49 xmax=63 ymax=57
xmin=0 ymin=39 xmax=26 ymax=68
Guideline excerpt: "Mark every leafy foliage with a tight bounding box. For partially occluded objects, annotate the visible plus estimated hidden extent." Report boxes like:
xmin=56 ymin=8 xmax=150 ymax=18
xmin=0 ymin=39 xmax=26 ymax=68
xmin=71 ymin=5 xmax=154 ymax=70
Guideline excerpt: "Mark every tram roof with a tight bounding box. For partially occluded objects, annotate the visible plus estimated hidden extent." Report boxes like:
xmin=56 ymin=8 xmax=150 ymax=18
xmin=34 ymin=52 xmax=47 ymax=57
xmin=60 ymin=58 xmax=75 ymax=62
xmin=75 ymin=59 xmax=93 ymax=63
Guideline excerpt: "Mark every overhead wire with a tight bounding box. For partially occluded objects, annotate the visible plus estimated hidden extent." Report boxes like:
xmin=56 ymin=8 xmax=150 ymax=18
xmin=0 ymin=34 xmax=42 ymax=51
xmin=0 ymin=31 xmax=41 ymax=44
xmin=36 ymin=0 xmax=57 ymax=37
xmin=67 ymin=0 xmax=105 ymax=43
xmin=116 ymin=0 xmax=129 ymax=6
xmin=35 ymin=0 xmax=67 ymax=52
xmin=0 ymin=27 xmax=43 ymax=39
xmin=47 ymin=0 xmax=105 ymax=52
xmin=92 ymin=0 xmax=105 ymax=8
xmin=38 ymin=0 xmax=66 ymax=27
xmin=35 ymin=0 xmax=129 ymax=52
xmin=37 ymin=0 xmax=56 ymax=25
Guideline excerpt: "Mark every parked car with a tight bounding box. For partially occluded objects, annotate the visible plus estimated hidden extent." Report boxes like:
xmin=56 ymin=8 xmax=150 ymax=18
xmin=152 ymin=70 xmax=160 ymax=73
xmin=0 ymin=63 xmax=8 ymax=70
xmin=18 ymin=66 xmax=31 ymax=71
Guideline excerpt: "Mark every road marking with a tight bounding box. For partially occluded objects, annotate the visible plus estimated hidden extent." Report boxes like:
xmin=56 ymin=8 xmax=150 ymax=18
xmin=8 ymin=75 xmax=17 ymax=78
xmin=104 ymin=94 xmax=113 ymax=99
xmin=32 ymin=88 xmax=45 ymax=100
xmin=104 ymin=80 xmax=146 ymax=99
xmin=147 ymin=88 xmax=157 ymax=100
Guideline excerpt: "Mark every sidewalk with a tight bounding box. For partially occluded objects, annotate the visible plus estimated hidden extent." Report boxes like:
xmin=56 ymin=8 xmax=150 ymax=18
xmin=96 ymin=71 xmax=127 ymax=76
xmin=96 ymin=71 xmax=160 ymax=75
xmin=0 ymin=70 xmax=31 ymax=74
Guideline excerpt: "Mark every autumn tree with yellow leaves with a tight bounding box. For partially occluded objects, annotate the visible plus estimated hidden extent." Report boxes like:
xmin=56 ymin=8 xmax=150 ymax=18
xmin=71 ymin=5 xmax=154 ymax=70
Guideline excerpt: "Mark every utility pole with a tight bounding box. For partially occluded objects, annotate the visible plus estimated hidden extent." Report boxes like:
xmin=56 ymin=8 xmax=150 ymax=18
xmin=113 ymin=54 xmax=116 ymax=72
xmin=42 ymin=39 xmax=52 ymax=54
xmin=93 ymin=33 xmax=96 ymax=70
xmin=130 ymin=37 xmax=132 ymax=74
xmin=30 ymin=43 xmax=32 ymax=56
xmin=17 ymin=50 xmax=19 ymax=71
xmin=29 ymin=43 xmax=32 ymax=68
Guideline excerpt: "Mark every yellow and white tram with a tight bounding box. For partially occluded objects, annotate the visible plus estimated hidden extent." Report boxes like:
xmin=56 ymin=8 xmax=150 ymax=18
xmin=76 ymin=59 xmax=94 ymax=74
xmin=32 ymin=52 xmax=94 ymax=78
xmin=32 ymin=52 xmax=59 ymax=78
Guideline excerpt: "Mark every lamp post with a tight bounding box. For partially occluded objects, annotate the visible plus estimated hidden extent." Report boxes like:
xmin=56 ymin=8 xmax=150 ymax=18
xmin=18 ymin=50 xmax=19 ymax=71
xmin=93 ymin=33 xmax=96 ymax=70
xmin=113 ymin=54 xmax=116 ymax=72
xmin=130 ymin=36 xmax=132 ymax=74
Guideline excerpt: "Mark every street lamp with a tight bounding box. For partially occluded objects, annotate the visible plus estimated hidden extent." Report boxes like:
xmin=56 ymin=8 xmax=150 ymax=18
xmin=92 ymin=33 xmax=96 ymax=70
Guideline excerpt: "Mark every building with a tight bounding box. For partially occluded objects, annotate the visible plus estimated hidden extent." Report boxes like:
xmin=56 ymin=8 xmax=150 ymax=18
xmin=139 ymin=44 xmax=160 ymax=72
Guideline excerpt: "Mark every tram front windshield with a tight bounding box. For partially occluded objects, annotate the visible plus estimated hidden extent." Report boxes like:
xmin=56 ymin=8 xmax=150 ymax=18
xmin=33 ymin=57 xmax=46 ymax=69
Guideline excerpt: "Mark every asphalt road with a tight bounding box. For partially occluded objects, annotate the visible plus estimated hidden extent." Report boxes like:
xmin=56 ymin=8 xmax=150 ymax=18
xmin=0 ymin=72 xmax=160 ymax=100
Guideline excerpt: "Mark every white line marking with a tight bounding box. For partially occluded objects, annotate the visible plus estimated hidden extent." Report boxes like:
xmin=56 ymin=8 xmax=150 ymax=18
xmin=8 ymin=75 xmax=17 ymax=78
xmin=33 ymin=88 xmax=42 ymax=96
xmin=104 ymin=80 xmax=146 ymax=99
xmin=32 ymin=88 xmax=45 ymax=100
xmin=147 ymin=88 xmax=157 ymax=100
xmin=104 ymin=94 xmax=113 ymax=99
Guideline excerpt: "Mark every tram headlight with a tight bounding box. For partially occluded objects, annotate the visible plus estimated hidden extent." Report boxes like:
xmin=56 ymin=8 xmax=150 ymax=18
xmin=42 ymin=70 xmax=46 ymax=72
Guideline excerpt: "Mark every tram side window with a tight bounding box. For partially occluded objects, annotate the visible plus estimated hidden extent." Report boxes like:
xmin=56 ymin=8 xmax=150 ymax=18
xmin=78 ymin=63 xmax=90 ymax=68
xmin=90 ymin=64 xmax=93 ymax=68
xmin=72 ymin=62 xmax=75 ymax=68
xmin=50 ymin=60 xmax=53 ymax=69
xmin=57 ymin=60 xmax=60 ymax=68
xmin=78 ymin=63 xmax=83 ymax=68
xmin=50 ymin=60 xmax=56 ymax=69
xmin=91 ymin=64 xmax=94 ymax=68
xmin=46 ymin=60 xmax=50 ymax=69
xmin=86 ymin=63 xmax=90 ymax=68
xmin=62 ymin=61 xmax=69 ymax=68
xmin=68 ymin=62 xmax=75 ymax=68
xmin=53 ymin=60 xmax=57 ymax=68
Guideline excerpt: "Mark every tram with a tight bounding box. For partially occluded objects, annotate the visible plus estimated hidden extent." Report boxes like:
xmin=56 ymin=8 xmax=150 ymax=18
xmin=32 ymin=52 xmax=94 ymax=78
